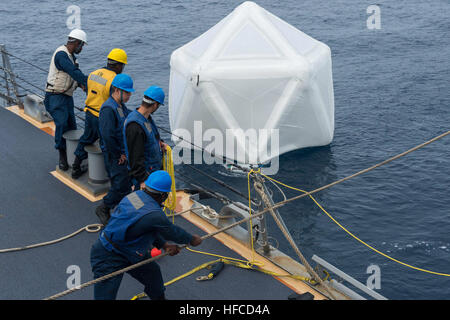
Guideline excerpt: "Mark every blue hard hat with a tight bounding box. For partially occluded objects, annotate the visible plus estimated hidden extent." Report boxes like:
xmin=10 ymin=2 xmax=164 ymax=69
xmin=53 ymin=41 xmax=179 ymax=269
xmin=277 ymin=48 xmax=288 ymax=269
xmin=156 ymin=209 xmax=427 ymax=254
xmin=111 ymin=73 xmax=135 ymax=93
xmin=145 ymin=170 xmax=172 ymax=193
xmin=144 ymin=85 xmax=165 ymax=105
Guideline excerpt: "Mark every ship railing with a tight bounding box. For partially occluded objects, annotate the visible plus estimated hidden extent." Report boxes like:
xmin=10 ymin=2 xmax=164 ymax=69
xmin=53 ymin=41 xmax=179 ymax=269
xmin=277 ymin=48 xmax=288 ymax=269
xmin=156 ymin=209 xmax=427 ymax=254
xmin=0 ymin=44 xmax=86 ymax=127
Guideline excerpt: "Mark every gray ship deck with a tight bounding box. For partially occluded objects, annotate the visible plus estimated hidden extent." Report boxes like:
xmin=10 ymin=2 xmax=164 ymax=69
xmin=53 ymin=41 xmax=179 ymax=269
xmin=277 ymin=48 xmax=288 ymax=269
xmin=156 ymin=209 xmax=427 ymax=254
xmin=0 ymin=106 xmax=305 ymax=300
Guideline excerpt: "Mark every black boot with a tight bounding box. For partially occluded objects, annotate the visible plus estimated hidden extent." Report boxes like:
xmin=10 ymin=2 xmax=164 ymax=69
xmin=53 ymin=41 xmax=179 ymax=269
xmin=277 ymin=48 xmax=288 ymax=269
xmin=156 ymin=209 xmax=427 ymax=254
xmin=71 ymin=156 xmax=87 ymax=179
xmin=151 ymin=293 xmax=167 ymax=300
xmin=58 ymin=149 xmax=69 ymax=171
xmin=95 ymin=204 xmax=111 ymax=226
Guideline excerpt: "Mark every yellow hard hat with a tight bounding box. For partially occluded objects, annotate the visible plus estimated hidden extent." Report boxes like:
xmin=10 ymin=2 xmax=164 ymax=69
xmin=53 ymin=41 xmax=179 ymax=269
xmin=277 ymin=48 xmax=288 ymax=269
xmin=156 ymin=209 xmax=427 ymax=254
xmin=107 ymin=48 xmax=128 ymax=64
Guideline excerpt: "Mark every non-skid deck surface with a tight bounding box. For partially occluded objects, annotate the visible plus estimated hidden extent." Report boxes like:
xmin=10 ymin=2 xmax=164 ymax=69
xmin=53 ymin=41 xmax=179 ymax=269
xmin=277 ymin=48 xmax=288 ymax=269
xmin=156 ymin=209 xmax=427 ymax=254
xmin=0 ymin=106 xmax=298 ymax=300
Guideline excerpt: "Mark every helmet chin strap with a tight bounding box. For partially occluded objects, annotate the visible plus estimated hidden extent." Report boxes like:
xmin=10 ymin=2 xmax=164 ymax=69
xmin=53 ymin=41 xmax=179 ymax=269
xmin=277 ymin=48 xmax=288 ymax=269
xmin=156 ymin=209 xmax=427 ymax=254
xmin=74 ymin=41 xmax=83 ymax=54
xmin=143 ymin=187 xmax=168 ymax=205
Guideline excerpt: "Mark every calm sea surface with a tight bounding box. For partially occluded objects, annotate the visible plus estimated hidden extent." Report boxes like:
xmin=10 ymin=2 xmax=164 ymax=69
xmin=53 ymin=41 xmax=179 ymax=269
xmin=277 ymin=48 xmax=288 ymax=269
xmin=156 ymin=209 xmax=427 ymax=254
xmin=1 ymin=0 xmax=449 ymax=299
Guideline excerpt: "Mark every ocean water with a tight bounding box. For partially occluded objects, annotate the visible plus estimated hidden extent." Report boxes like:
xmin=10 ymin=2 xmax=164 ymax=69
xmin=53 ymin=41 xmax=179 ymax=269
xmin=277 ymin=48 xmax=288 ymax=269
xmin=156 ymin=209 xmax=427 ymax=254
xmin=0 ymin=0 xmax=449 ymax=299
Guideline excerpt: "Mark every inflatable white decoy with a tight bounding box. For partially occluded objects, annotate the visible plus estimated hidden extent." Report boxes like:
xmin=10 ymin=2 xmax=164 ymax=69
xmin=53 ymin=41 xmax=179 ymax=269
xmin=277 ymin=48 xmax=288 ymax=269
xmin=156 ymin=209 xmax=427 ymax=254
xmin=169 ymin=1 xmax=334 ymax=166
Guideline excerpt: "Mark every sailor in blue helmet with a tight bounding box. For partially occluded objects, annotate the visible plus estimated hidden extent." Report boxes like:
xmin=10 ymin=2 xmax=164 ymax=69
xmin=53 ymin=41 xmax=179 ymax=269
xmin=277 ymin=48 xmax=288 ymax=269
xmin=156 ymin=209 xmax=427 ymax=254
xmin=96 ymin=73 xmax=134 ymax=224
xmin=124 ymin=85 xmax=168 ymax=191
xmin=90 ymin=170 xmax=202 ymax=300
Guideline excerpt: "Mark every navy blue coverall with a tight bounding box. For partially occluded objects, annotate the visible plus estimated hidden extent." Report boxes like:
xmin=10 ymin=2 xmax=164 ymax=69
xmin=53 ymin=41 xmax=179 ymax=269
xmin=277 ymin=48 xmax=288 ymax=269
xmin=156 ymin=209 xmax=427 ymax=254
xmin=98 ymin=96 xmax=131 ymax=209
xmin=73 ymin=110 xmax=99 ymax=161
xmin=74 ymin=67 xmax=115 ymax=162
xmin=44 ymin=51 xmax=87 ymax=151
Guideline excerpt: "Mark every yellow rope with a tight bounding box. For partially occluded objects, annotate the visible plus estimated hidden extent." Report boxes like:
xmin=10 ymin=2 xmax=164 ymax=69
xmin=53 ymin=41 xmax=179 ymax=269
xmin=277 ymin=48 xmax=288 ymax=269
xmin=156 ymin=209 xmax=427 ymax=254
xmin=164 ymin=259 xmax=220 ymax=286
xmin=131 ymin=250 xmax=318 ymax=300
xmin=186 ymin=247 xmax=315 ymax=282
xmin=261 ymin=173 xmax=450 ymax=277
xmin=186 ymin=247 xmax=254 ymax=266
xmin=162 ymin=145 xmax=177 ymax=223
xmin=131 ymin=259 xmax=222 ymax=300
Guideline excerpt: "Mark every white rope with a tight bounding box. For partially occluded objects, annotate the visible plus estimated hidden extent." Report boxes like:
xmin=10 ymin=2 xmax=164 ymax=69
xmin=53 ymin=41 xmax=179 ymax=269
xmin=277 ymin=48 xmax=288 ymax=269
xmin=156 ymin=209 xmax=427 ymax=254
xmin=0 ymin=224 xmax=102 ymax=253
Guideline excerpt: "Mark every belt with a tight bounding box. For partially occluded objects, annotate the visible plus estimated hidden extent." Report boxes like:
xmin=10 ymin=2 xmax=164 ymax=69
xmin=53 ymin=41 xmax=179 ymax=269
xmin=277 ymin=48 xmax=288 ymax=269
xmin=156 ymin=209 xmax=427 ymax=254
xmin=103 ymin=232 xmax=146 ymax=260
xmin=103 ymin=232 xmax=124 ymax=254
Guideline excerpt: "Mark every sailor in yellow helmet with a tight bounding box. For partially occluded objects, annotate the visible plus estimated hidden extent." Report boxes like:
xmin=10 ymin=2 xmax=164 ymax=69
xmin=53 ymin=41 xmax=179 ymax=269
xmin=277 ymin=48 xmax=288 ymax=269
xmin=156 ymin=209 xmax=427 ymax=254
xmin=71 ymin=48 xmax=128 ymax=179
